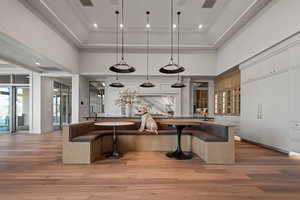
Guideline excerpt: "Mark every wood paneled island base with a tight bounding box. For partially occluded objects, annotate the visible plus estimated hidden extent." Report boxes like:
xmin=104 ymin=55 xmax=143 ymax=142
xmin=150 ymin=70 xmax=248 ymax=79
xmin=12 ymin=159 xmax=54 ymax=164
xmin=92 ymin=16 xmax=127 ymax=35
xmin=1 ymin=132 xmax=300 ymax=200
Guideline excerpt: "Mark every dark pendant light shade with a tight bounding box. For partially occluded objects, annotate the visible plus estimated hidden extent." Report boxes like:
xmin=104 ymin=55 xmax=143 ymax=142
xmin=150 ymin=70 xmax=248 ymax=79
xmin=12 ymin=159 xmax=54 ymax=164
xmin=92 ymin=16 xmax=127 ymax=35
xmin=110 ymin=11 xmax=125 ymax=88
xmin=110 ymin=81 xmax=125 ymax=88
xmin=140 ymin=11 xmax=155 ymax=88
xmin=159 ymin=0 xmax=185 ymax=74
xmin=109 ymin=62 xmax=135 ymax=73
xmin=140 ymin=81 xmax=155 ymax=88
xmin=159 ymin=63 xmax=185 ymax=74
xmin=171 ymin=11 xmax=186 ymax=88
xmin=171 ymin=82 xmax=186 ymax=88
xmin=109 ymin=0 xmax=135 ymax=74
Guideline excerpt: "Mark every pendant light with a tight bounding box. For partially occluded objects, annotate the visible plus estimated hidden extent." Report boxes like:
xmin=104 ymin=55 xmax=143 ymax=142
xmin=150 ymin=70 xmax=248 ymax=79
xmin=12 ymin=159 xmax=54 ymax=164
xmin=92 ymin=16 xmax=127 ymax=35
xmin=159 ymin=0 xmax=185 ymax=74
xmin=110 ymin=11 xmax=124 ymax=88
xmin=140 ymin=11 xmax=155 ymax=88
xmin=171 ymin=11 xmax=186 ymax=88
xmin=109 ymin=0 xmax=135 ymax=74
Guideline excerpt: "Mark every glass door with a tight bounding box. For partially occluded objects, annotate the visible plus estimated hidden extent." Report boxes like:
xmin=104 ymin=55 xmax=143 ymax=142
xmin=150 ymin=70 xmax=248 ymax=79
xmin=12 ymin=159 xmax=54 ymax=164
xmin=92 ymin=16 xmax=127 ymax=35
xmin=0 ymin=87 xmax=10 ymax=133
xmin=52 ymin=81 xmax=71 ymax=130
xmin=53 ymin=82 xmax=61 ymax=130
xmin=61 ymin=85 xmax=69 ymax=125
xmin=15 ymin=87 xmax=30 ymax=132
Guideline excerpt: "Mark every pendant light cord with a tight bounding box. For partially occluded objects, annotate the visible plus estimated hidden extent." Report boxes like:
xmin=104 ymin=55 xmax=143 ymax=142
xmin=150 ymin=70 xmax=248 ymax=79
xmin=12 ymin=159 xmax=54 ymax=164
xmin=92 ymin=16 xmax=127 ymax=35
xmin=177 ymin=11 xmax=180 ymax=81
xmin=146 ymin=11 xmax=150 ymax=80
xmin=115 ymin=11 xmax=119 ymax=80
xmin=121 ymin=0 xmax=124 ymax=61
xmin=170 ymin=0 xmax=174 ymax=62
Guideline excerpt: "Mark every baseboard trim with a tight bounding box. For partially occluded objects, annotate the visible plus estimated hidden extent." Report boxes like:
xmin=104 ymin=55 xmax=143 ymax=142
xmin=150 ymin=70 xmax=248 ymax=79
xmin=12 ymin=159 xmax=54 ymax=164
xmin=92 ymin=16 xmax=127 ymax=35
xmin=241 ymin=138 xmax=289 ymax=154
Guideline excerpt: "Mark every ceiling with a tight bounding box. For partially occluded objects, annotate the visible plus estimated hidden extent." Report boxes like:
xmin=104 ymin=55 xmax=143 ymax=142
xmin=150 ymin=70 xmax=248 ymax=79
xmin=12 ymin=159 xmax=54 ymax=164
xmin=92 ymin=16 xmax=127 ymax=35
xmin=0 ymin=59 xmax=18 ymax=69
xmin=0 ymin=32 xmax=66 ymax=73
xmin=23 ymin=0 xmax=271 ymax=50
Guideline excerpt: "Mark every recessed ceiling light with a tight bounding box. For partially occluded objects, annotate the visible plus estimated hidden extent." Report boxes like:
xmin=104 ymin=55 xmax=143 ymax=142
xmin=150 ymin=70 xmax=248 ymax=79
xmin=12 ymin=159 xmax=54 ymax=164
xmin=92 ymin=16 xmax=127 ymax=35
xmin=146 ymin=23 xmax=150 ymax=28
xmin=173 ymin=24 xmax=177 ymax=29
xmin=120 ymin=24 xmax=124 ymax=28
xmin=198 ymin=24 xmax=203 ymax=29
xmin=93 ymin=23 xmax=98 ymax=28
xmin=35 ymin=62 xmax=41 ymax=66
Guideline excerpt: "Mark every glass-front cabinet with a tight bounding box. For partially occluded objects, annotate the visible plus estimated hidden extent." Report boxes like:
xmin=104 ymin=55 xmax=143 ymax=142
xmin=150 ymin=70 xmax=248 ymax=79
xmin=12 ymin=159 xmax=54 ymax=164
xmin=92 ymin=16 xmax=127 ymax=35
xmin=214 ymin=67 xmax=240 ymax=116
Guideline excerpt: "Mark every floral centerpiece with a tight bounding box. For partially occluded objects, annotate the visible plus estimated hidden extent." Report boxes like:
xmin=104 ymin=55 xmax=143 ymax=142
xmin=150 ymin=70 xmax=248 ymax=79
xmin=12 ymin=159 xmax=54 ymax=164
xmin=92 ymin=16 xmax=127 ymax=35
xmin=115 ymin=89 xmax=137 ymax=116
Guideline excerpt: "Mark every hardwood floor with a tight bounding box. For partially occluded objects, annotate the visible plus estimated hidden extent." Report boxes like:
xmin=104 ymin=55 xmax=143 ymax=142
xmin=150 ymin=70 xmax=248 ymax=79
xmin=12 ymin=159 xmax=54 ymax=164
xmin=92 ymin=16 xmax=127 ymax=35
xmin=1 ymin=132 xmax=300 ymax=200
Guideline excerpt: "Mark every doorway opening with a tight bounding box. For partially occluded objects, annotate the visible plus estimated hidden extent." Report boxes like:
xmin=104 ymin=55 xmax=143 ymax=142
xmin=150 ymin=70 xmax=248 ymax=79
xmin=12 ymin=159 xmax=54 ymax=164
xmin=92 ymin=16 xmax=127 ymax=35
xmin=0 ymin=87 xmax=30 ymax=133
xmin=52 ymin=81 xmax=72 ymax=130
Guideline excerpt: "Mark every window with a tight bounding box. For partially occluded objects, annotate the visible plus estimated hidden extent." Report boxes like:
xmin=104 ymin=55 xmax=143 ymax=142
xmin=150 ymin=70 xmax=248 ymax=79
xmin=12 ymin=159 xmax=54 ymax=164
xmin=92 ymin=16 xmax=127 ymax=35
xmin=12 ymin=75 xmax=29 ymax=84
xmin=0 ymin=74 xmax=30 ymax=84
xmin=0 ymin=75 xmax=11 ymax=84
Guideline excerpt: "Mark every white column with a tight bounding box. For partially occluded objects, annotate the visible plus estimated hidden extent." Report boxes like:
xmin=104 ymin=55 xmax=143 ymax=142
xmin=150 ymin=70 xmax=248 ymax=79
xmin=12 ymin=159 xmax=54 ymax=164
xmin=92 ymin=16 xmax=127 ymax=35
xmin=72 ymin=74 xmax=80 ymax=123
xmin=30 ymin=72 xmax=42 ymax=133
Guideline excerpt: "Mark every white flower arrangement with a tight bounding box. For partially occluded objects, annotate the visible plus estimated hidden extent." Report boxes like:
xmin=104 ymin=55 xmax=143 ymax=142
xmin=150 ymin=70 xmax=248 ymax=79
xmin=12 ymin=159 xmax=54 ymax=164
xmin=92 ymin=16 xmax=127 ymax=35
xmin=115 ymin=89 xmax=137 ymax=106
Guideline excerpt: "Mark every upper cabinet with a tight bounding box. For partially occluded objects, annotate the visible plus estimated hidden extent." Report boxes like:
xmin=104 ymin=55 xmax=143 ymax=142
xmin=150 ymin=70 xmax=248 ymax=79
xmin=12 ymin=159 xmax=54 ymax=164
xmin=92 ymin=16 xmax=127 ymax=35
xmin=290 ymin=43 xmax=300 ymax=68
xmin=240 ymin=40 xmax=300 ymax=153
xmin=242 ymin=50 xmax=289 ymax=83
xmin=289 ymin=65 xmax=300 ymax=122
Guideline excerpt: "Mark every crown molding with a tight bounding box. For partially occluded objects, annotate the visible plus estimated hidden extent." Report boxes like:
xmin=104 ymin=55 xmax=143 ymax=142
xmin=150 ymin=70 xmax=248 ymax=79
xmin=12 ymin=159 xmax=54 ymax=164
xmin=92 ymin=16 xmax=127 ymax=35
xmin=24 ymin=0 xmax=271 ymax=51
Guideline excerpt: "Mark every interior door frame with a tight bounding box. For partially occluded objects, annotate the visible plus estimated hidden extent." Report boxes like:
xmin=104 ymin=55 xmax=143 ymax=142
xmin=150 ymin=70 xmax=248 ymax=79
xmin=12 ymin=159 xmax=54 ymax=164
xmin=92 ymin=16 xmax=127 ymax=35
xmin=53 ymin=81 xmax=71 ymax=130
xmin=0 ymin=85 xmax=30 ymax=134
xmin=0 ymin=86 xmax=11 ymax=133
xmin=13 ymin=86 xmax=30 ymax=133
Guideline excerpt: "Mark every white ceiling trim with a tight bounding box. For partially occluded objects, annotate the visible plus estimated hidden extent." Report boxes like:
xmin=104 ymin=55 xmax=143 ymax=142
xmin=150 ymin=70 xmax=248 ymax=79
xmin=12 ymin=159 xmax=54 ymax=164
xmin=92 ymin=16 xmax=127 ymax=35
xmin=40 ymin=0 xmax=83 ymax=45
xmin=37 ymin=0 xmax=268 ymax=50
xmin=213 ymin=0 xmax=259 ymax=46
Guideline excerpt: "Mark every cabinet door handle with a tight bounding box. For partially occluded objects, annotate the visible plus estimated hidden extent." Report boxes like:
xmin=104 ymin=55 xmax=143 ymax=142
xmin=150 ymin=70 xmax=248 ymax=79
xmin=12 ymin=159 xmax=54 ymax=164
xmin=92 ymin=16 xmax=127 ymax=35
xmin=260 ymin=104 xmax=263 ymax=119
xmin=257 ymin=104 xmax=260 ymax=119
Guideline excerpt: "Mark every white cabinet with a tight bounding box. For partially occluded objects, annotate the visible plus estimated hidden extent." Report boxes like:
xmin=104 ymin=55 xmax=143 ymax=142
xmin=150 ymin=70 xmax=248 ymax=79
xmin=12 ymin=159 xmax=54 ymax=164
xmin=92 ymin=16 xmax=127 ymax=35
xmin=240 ymin=42 xmax=300 ymax=153
xmin=241 ymin=64 xmax=290 ymax=151
xmin=290 ymin=43 xmax=300 ymax=67
xmin=240 ymin=80 xmax=262 ymax=142
xmin=260 ymin=72 xmax=289 ymax=150
xmin=289 ymin=122 xmax=300 ymax=153
xmin=290 ymin=66 xmax=300 ymax=122
xmin=242 ymin=50 xmax=289 ymax=83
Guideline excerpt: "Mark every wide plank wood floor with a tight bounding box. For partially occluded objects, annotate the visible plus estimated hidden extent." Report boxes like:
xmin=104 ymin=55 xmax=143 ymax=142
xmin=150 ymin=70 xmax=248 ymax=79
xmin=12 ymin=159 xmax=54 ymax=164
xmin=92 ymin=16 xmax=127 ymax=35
xmin=1 ymin=132 xmax=300 ymax=200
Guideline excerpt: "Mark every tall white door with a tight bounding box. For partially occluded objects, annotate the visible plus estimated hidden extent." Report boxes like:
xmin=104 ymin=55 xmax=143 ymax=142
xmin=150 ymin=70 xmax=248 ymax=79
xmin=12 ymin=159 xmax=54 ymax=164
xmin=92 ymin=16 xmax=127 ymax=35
xmin=260 ymin=72 xmax=289 ymax=150
xmin=240 ymin=80 xmax=262 ymax=143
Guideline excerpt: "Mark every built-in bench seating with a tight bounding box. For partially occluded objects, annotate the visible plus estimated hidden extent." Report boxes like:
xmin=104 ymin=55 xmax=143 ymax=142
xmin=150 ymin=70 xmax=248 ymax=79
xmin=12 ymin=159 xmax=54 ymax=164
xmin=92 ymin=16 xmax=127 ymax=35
xmin=63 ymin=120 xmax=235 ymax=164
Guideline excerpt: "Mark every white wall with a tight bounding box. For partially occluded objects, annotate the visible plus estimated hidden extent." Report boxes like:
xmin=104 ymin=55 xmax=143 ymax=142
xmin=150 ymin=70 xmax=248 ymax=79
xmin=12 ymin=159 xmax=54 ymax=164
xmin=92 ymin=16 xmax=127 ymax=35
xmin=0 ymin=0 xmax=79 ymax=73
xmin=79 ymin=51 xmax=217 ymax=76
xmin=217 ymin=0 xmax=300 ymax=74
xmin=40 ymin=77 xmax=53 ymax=133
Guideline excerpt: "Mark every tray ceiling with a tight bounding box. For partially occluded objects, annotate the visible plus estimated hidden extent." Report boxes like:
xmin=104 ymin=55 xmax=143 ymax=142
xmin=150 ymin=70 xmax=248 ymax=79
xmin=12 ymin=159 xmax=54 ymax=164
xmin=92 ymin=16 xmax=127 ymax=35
xmin=23 ymin=0 xmax=271 ymax=50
